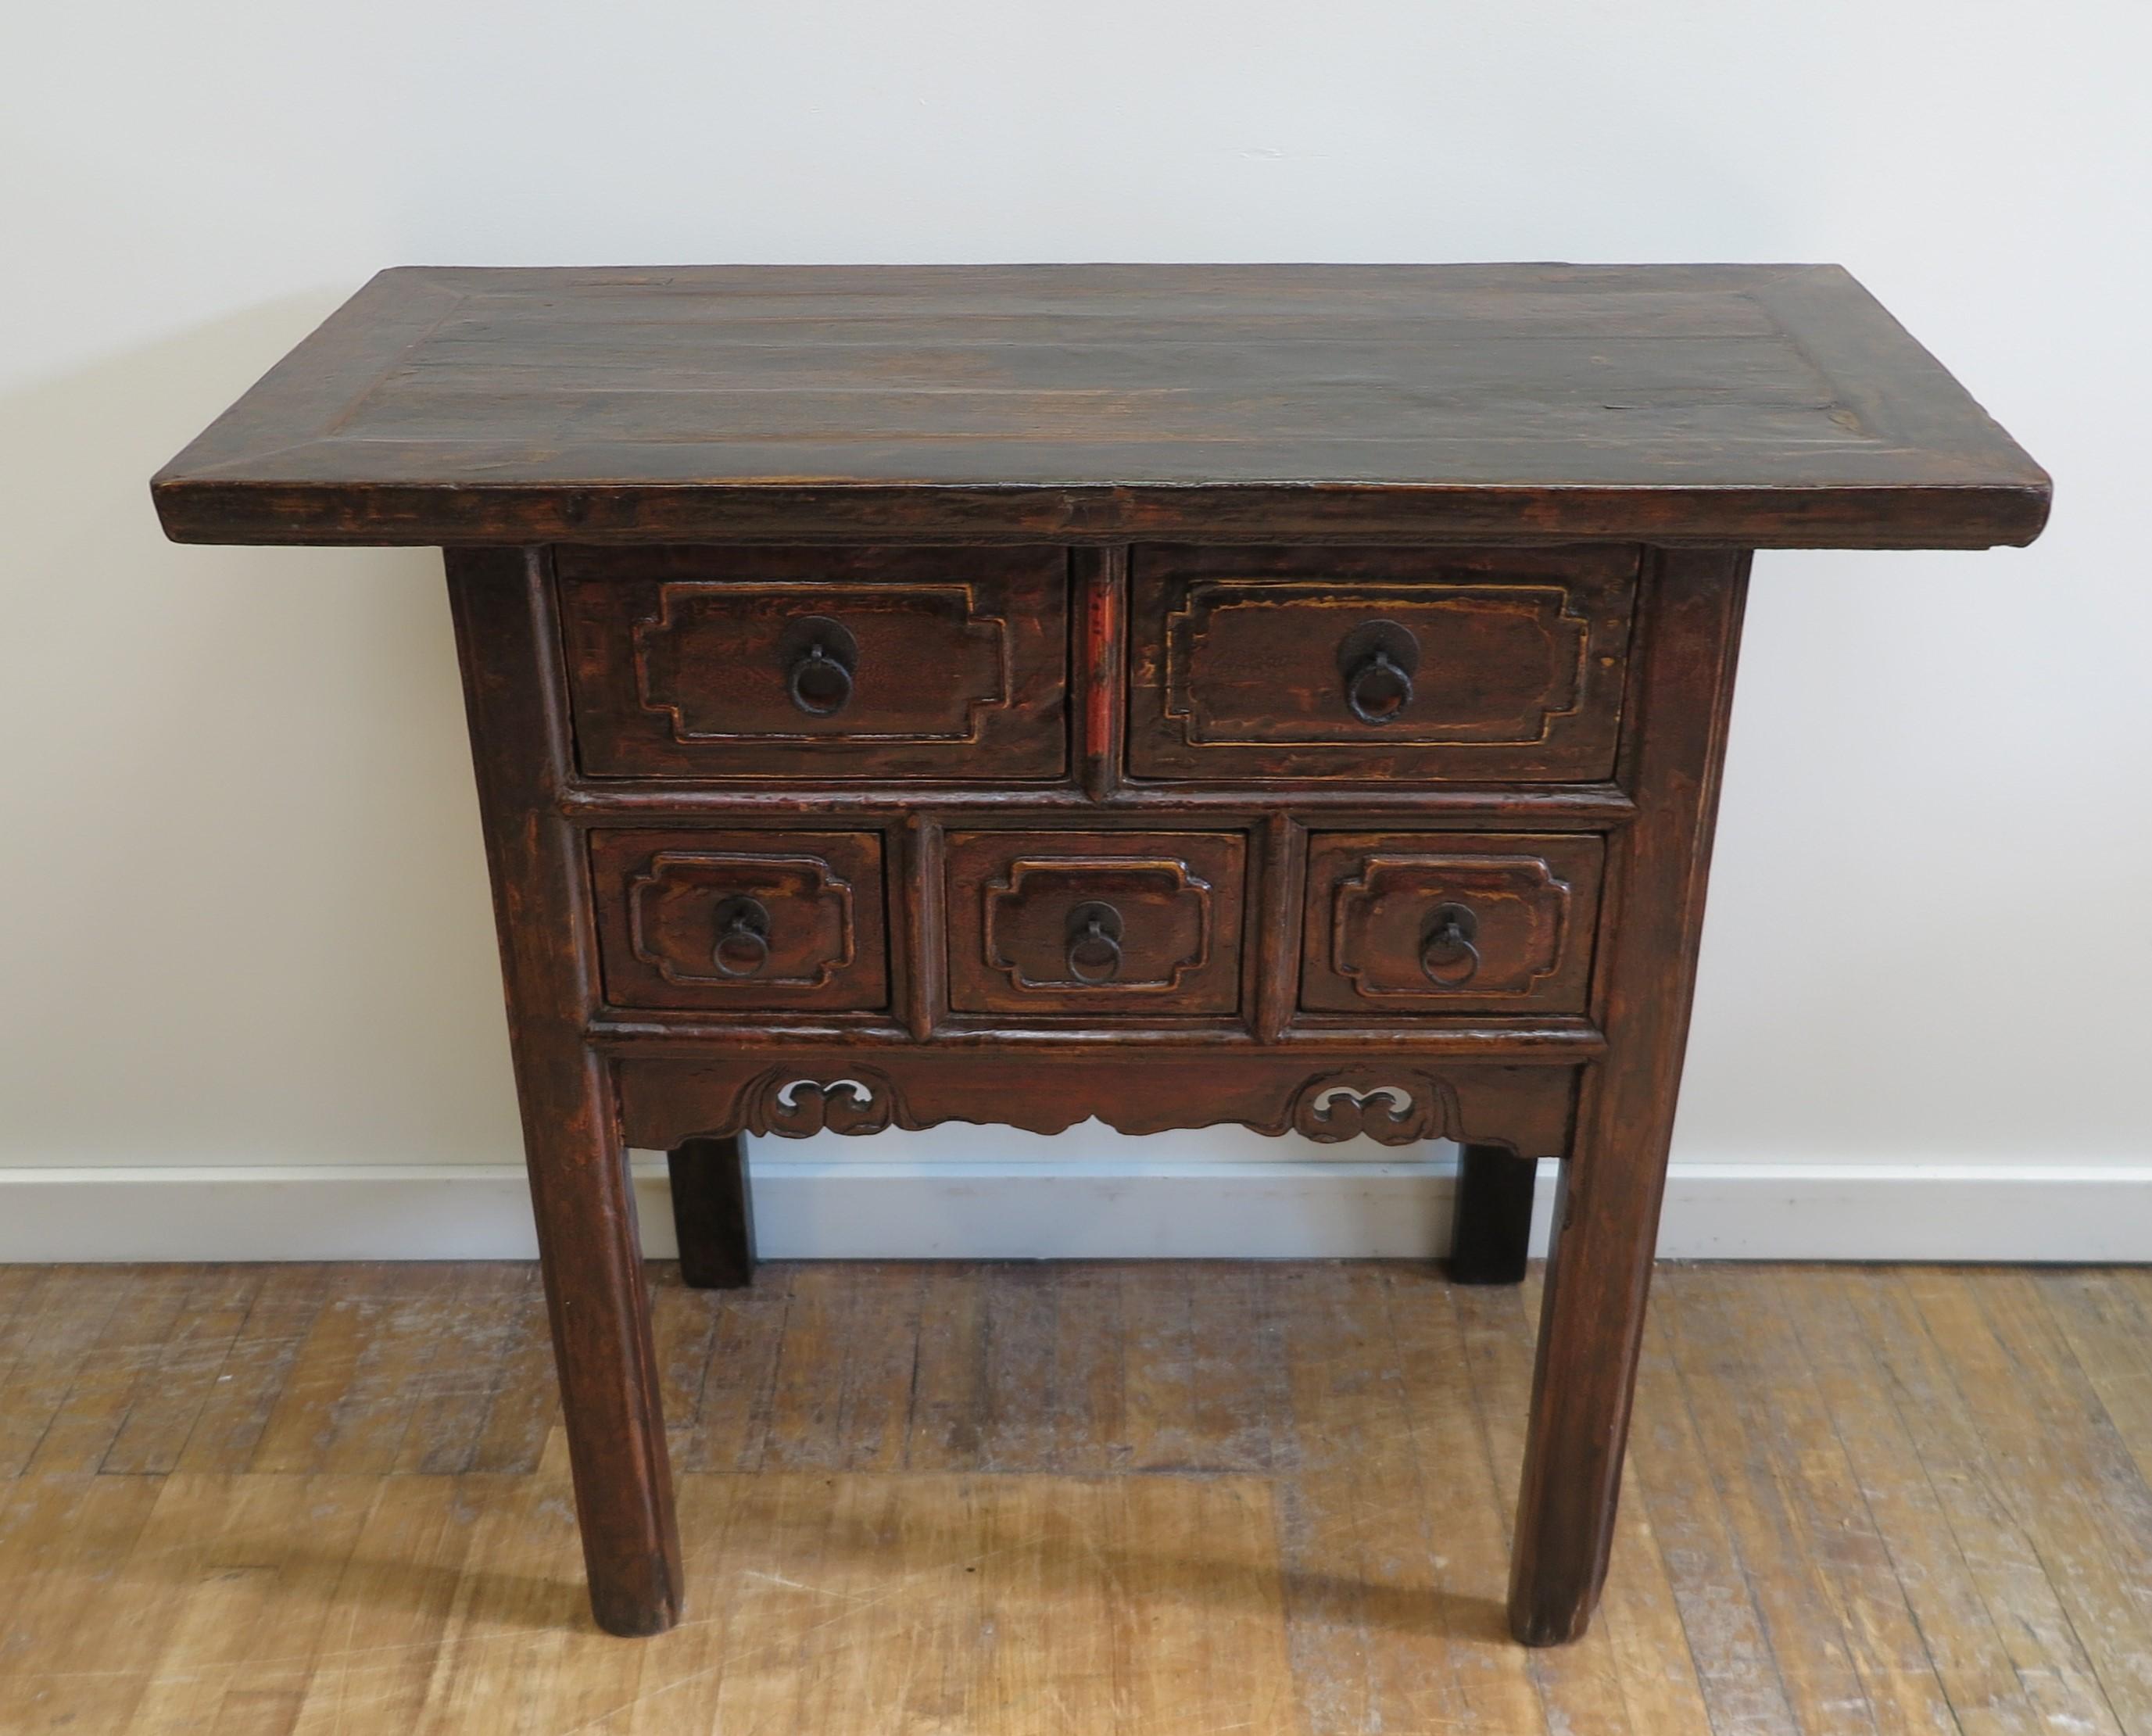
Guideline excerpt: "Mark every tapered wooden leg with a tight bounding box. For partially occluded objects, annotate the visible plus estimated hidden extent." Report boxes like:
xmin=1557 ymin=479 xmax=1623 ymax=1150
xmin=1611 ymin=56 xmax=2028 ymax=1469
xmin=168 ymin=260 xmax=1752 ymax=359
xmin=1507 ymin=549 xmax=1749 ymax=1645
xmin=668 ymin=1135 xmax=757 ymax=1289
xmin=1506 ymin=1137 xmax=1667 ymax=1644
xmin=449 ymin=549 xmax=683 ymax=1638
xmin=524 ymin=1066 xmax=683 ymax=1636
xmin=1448 ymin=1144 xmax=1536 ymax=1283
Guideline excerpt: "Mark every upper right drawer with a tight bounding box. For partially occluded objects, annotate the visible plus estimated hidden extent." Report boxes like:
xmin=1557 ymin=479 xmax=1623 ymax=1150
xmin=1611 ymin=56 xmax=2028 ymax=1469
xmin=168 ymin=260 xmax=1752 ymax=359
xmin=1126 ymin=546 xmax=1638 ymax=782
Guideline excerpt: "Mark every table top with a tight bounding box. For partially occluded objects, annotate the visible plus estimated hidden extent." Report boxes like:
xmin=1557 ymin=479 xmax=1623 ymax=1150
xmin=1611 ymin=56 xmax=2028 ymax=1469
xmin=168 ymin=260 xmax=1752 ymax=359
xmin=152 ymin=263 xmax=2049 ymax=549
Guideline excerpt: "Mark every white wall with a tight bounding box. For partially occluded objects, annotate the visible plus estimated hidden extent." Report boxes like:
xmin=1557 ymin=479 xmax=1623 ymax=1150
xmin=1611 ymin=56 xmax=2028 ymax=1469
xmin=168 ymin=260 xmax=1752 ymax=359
xmin=3 ymin=0 xmax=2147 ymax=1258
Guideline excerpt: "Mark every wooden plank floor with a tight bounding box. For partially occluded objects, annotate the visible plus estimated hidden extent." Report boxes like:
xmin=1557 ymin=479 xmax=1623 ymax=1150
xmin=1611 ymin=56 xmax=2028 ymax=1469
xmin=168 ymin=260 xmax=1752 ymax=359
xmin=0 ymin=1261 xmax=2147 ymax=1734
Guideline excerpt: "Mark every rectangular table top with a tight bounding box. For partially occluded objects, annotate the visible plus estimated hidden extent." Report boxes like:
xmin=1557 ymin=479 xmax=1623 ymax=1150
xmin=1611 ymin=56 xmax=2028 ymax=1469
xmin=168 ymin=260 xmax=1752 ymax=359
xmin=152 ymin=263 xmax=2048 ymax=549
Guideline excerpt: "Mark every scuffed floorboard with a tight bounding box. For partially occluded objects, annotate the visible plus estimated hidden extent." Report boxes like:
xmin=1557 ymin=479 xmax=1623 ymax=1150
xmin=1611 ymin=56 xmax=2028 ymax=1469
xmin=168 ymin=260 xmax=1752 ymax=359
xmin=0 ymin=1260 xmax=2147 ymax=1733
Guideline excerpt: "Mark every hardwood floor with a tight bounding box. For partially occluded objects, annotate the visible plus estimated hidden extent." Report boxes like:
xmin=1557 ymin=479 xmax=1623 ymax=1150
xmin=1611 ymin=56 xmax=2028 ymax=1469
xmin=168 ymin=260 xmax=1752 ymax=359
xmin=0 ymin=1259 xmax=2147 ymax=1734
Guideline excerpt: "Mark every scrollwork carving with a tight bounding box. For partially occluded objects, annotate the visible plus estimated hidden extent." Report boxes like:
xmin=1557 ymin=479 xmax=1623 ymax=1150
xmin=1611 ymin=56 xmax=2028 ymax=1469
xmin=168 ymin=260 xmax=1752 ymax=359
xmin=1291 ymin=1072 xmax=1463 ymax=1145
xmin=739 ymin=1066 xmax=901 ymax=1136
xmin=617 ymin=1056 xmax=1574 ymax=1161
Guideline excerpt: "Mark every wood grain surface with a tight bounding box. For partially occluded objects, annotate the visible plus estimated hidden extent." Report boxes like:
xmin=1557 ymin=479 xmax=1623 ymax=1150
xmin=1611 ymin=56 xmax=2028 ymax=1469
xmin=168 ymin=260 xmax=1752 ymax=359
xmin=149 ymin=264 xmax=2050 ymax=547
xmin=1 ymin=1258 xmax=2146 ymax=1734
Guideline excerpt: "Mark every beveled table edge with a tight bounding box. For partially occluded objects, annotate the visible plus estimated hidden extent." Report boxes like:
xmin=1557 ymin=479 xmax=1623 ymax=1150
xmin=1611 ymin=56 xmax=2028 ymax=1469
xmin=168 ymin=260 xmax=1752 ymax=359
xmin=151 ymin=477 xmax=2051 ymax=550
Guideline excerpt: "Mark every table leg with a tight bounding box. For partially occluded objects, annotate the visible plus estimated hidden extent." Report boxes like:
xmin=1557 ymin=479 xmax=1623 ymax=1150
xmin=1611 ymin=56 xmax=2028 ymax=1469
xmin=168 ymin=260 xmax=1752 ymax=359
xmin=1506 ymin=1128 xmax=1666 ymax=1644
xmin=525 ymin=1065 xmax=684 ymax=1636
xmin=1506 ymin=547 xmax=1749 ymax=1645
xmin=449 ymin=548 xmax=683 ymax=1638
xmin=1447 ymin=1144 xmax=1536 ymax=1283
xmin=668 ymin=1134 xmax=757 ymax=1289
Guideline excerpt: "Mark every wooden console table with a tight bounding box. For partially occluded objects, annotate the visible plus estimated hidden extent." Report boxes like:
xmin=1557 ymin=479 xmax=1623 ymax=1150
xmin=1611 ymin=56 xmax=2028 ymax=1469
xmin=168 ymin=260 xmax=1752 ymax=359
xmin=153 ymin=265 xmax=2047 ymax=1645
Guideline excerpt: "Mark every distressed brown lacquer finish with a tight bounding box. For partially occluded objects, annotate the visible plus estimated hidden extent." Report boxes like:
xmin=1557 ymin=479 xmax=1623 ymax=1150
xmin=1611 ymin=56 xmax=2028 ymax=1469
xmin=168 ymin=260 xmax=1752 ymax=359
xmin=152 ymin=265 xmax=2050 ymax=1651
xmin=1509 ymin=547 xmax=1749 ymax=1643
xmin=613 ymin=1054 xmax=1577 ymax=1156
xmin=444 ymin=549 xmax=682 ymax=1636
xmin=557 ymin=545 xmax=1068 ymax=780
xmin=152 ymin=265 xmax=2048 ymax=548
xmin=1128 ymin=544 xmax=1639 ymax=782
xmin=589 ymin=829 xmax=890 ymax=1013
xmin=1301 ymin=832 xmax=1605 ymax=1015
xmin=664 ymin=1134 xmax=756 ymax=1290
xmin=945 ymin=829 xmax=1249 ymax=1016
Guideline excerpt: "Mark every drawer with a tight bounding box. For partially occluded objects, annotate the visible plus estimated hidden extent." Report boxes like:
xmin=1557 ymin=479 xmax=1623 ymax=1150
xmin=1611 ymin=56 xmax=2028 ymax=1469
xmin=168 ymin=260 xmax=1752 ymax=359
xmin=557 ymin=546 xmax=1069 ymax=780
xmin=589 ymin=829 xmax=889 ymax=1012
xmin=1300 ymin=832 xmax=1603 ymax=1015
xmin=944 ymin=830 xmax=1248 ymax=1016
xmin=1127 ymin=546 xmax=1638 ymax=782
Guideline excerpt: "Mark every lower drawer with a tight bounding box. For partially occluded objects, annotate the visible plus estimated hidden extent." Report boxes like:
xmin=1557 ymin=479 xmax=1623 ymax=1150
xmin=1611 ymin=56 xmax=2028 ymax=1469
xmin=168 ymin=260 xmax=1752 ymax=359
xmin=1299 ymin=832 xmax=1603 ymax=1016
xmin=944 ymin=829 xmax=1249 ymax=1016
xmin=589 ymin=829 xmax=890 ymax=1012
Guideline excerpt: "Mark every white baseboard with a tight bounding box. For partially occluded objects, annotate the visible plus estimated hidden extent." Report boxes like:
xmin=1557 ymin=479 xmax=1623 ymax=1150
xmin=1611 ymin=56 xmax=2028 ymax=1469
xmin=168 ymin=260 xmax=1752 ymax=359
xmin=0 ymin=1155 xmax=2146 ymax=1263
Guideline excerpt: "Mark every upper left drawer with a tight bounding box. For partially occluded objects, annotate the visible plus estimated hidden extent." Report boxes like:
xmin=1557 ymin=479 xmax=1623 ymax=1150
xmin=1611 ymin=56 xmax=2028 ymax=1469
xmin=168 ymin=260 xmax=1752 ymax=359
xmin=557 ymin=546 xmax=1069 ymax=781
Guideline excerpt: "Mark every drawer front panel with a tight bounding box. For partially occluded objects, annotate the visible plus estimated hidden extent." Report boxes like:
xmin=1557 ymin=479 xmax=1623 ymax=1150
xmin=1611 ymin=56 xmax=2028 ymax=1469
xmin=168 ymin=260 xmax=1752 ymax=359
xmin=1301 ymin=832 xmax=1603 ymax=1015
xmin=945 ymin=830 xmax=1248 ymax=1016
xmin=559 ymin=546 xmax=1069 ymax=780
xmin=590 ymin=829 xmax=889 ymax=1012
xmin=1128 ymin=546 xmax=1638 ymax=782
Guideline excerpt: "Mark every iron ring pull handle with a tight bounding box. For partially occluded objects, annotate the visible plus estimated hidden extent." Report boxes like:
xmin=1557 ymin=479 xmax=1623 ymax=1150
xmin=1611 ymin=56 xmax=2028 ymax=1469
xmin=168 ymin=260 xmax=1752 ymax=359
xmin=786 ymin=640 xmax=854 ymax=717
xmin=711 ymin=897 xmax=773 ymax=979
xmin=1065 ymin=900 xmax=1125 ymax=984
xmin=1420 ymin=903 xmax=1481 ymax=986
xmin=1344 ymin=647 xmax=1415 ymax=725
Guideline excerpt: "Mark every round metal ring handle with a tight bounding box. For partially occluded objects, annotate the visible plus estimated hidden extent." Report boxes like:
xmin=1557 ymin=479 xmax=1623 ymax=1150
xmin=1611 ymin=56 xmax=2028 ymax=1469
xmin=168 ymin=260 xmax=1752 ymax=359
xmin=786 ymin=642 xmax=855 ymax=718
xmin=1065 ymin=900 xmax=1125 ymax=984
xmin=1344 ymin=647 xmax=1415 ymax=725
xmin=1420 ymin=903 xmax=1481 ymax=986
xmin=711 ymin=897 xmax=772 ymax=979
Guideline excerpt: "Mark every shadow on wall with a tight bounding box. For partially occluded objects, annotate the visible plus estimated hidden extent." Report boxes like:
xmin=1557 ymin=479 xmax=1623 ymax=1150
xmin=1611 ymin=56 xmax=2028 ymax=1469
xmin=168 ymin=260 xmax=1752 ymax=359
xmin=0 ymin=297 xmax=525 ymax=1167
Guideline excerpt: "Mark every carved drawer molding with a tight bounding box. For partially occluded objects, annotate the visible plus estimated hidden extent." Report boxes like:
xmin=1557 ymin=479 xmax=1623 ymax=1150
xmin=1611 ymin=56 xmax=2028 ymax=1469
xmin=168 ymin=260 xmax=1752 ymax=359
xmin=1302 ymin=832 xmax=1606 ymax=1016
xmin=983 ymin=857 xmax=1214 ymax=994
xmin=1163 ymin=582 xmax=1590 ymax=745
xmin=632 ymin=580 xmax=1011 ymax=745
xmin=628 ymin=852 xmax=856 ymax=990
xmin=1126 ymin=545 xmax=1638 ymax=783
xmin=589 ymin=829 xmax=889 ymax=1014
xmin=554 ymin=545 xmax=1069 ymax=781
xmin=944 ymin=829 xmax=1250 ymax=1016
